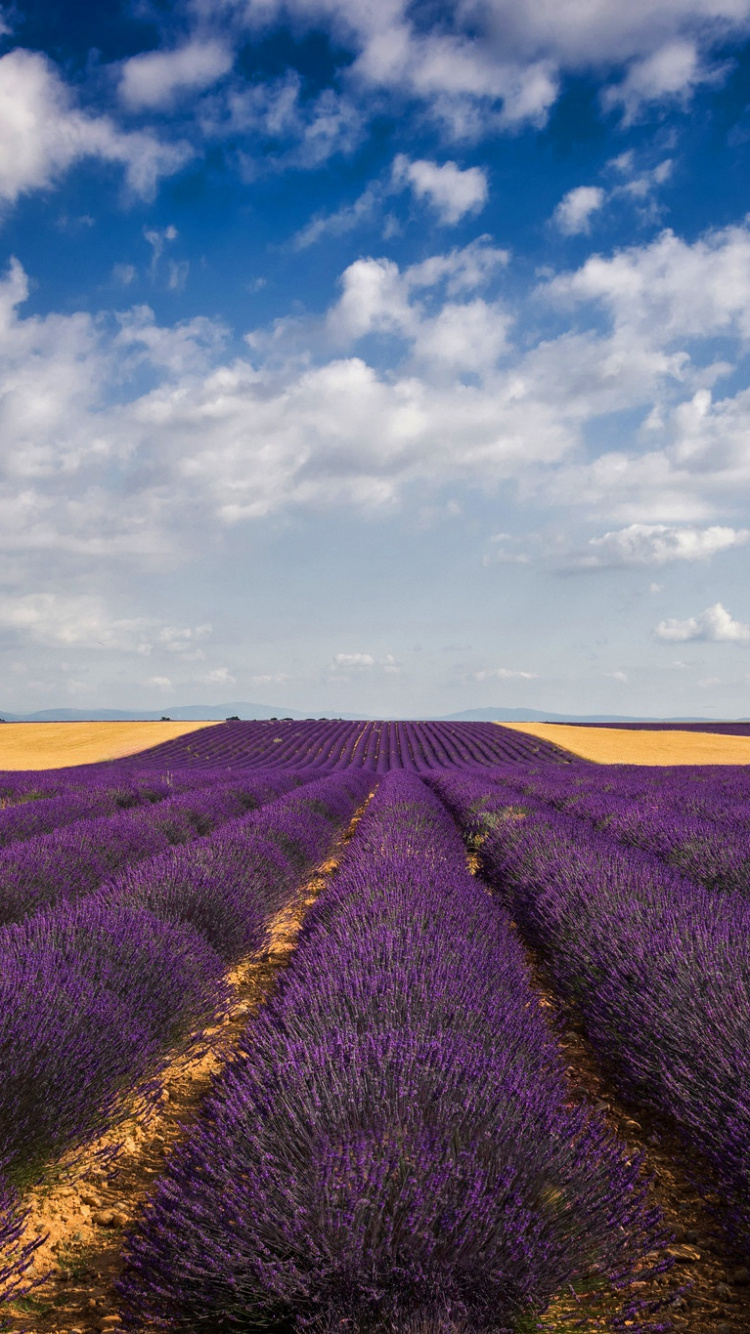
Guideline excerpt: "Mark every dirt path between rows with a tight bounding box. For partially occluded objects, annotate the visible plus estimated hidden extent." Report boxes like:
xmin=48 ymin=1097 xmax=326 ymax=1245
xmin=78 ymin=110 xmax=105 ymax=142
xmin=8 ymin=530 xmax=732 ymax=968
xmin=2 ymin=793 xmax=374 ymax=1334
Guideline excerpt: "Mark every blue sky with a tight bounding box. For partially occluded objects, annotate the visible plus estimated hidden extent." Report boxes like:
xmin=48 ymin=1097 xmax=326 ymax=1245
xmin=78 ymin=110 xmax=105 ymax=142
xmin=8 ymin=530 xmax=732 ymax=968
xmin=2 ymin=0 xmax=750 ymax=716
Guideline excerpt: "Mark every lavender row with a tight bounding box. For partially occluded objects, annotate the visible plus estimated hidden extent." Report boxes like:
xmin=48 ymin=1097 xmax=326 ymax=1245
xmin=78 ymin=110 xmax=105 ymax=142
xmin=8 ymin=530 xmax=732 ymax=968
xmin=0 ymin=765 xmax=235 ymax=807
xmin=119 ymin=772 xmax=660 ymax=1334
xmin=431 ymin=770 xmax=750 ymax=1255
xmin=0 ymin=772 xmax=369 ymax=1209
xmin=495 ymin=763 xmax=750 ymax=894
xmin=0 ymin=771 xmax=302 ymax=926
xmin=108 ymin=718 xmax=569 ymax=772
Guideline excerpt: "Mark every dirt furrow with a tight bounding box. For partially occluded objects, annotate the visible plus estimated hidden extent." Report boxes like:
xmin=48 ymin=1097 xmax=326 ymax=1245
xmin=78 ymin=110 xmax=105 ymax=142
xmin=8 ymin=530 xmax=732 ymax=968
xmin=2 ymin=794 xmax=374 ymax=1334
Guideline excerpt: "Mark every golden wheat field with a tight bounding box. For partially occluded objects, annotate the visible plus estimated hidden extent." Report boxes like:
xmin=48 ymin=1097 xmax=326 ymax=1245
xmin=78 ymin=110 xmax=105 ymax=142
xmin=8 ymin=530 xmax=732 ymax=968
xmin=504 ymin=720 xmax=750 ymax=765
xmin=0 ymin=720 xmax=220 ymax=770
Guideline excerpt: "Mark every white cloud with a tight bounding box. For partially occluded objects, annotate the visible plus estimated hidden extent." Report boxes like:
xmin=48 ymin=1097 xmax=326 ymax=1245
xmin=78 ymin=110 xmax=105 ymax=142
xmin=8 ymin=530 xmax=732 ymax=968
xmin=605 ymin=670 xmax=628 ymax=682
xmin=0 ymin=49 xmax=191 ymax=204
xmin=602 ymin=39 xmax=721 ymax=122
xmin=328 ymin=652 xmax=400 ymax=677
xmin=474 ymin=667 xmax=539 ymax=681
xmin=584 ymin=524 xmax=750 ymax=567
xmin=234 ymin=0 xmax=750 ymax=130
xmin=144 ymin=224 xmax=178 ymax=275
xmin=392 ymin=155 xmax=488 ymax=224
xmin=554 ymin=186 xmax=605 ymax=236
xmin=656 ymin=602 xmax=750 ymax=643
xmin=552 ymin=159 xmax=673 ymax=237
xmin=250 ymin=672 xmax=292 ymax=686
xmin=148 ymin=676 xmax=173 ymax=691
xmin=331 ymin=652 xmax=376 ymax=669
xmin=544 ymin=224 xmax=750 ymax=342
xmin=0 ymin=594 xmax=153 ymax=652
xmin=199 ymin=666 xmax=237 ymax=684
xmin=8 ymin=213 xmax=750 ymax=575
xmin=119 ymin=39 xmax=233 ymax=111
xmin=292 ymin=184 xmax=381 ymax=250
xmin=157 ymin=624 xmax=212 ymax=659
xmin=200 ymin=72 xmax=363 ymax=169
xmin=327 ymin=238 xmax=510 ymax=360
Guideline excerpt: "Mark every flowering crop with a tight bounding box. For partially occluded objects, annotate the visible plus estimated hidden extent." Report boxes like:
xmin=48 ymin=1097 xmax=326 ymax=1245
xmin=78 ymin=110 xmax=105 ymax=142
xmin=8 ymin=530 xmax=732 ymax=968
xmin=431 ymin=768 xmax=750 ymax=1256
xmin=119 ymin=772 xmax=661 ymax=1334
xmin=0 ymin=771 xmax=367 ymax=1195
xmin=491 ymin=762 xmax=750 ymax=894
xmin=0 ymin=772 xmax=299 ymax=926
xmin=105 ymin=718 xmax=569 ymax=772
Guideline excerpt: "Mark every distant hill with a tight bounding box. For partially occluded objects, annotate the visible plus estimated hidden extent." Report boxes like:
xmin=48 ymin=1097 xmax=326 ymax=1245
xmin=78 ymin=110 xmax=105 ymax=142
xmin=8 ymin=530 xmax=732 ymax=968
xmin=0 ymin=703 xmax=741 ymax=724
xmin=436 ymin=708 xmax=742 ymax=723
xmin=0 ymin=703 xmax=368 ymax=722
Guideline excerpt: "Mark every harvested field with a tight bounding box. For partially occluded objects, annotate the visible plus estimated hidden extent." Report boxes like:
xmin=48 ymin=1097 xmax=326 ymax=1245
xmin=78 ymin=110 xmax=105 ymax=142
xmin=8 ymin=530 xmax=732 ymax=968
xmin=0 ymin=722 xmax=219 ymax=770
xmin=503 ymin=720 xmax=750 ymax=765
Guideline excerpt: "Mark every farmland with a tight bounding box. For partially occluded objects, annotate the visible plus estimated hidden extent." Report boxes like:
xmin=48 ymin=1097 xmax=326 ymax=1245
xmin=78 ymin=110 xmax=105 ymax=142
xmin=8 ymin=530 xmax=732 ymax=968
xmin=0 ymin=722 xmax=220 ymax=771
xmin=504 ymin=721 xmax=750 ymax=766
xmin=1 ymin=720 xmax=750 ymax=1334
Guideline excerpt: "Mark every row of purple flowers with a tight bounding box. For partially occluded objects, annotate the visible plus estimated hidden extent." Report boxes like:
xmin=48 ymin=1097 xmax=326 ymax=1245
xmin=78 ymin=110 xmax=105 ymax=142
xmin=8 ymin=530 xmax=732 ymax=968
xmin=118 ymin=772 xmax=662 ymax=1333
xmin=431 ymin=767 xmax=750 ymax=1259
xmin=0 ymin=770 xmax=369 ymax=1305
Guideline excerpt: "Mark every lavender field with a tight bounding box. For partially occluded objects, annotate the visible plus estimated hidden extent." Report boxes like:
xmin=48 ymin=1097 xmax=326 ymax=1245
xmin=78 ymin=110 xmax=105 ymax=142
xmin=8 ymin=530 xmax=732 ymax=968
xmin=2 ymin=720 xmax=750 ymax=1334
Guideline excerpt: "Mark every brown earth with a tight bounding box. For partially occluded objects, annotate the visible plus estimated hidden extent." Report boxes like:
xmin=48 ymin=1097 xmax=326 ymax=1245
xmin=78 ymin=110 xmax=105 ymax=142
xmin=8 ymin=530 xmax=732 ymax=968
xmin=0 ymin=722 xmax=221 ymax=771
xmin=503 ymin=721 xmax=750 ymax=766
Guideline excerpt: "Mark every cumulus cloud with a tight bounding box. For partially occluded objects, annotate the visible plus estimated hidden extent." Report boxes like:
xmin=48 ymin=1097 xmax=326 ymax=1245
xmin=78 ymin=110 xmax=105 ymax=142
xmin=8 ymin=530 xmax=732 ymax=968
xmin=0 ymin=594 xmax=153 ymax=652
xmin=552 ymin=159 xmax=673 ymax=236
xmin=327 ymin=237 xmax=511 ymax=365
xmin=232 ymin=0 xmax=750 ymax=130
xmin=119 ymin=39 xmax=233 ymax=110
xmin=199 ymin=666 xmax=236 ymax=684
xmin=147 ymin=675 xmax=173 ymax=690
xmin=392 ymin=155 xmax=488 ymax=224
xmin=544 ymin=224 xmax=750 ymax=342
xmin=0 ymin=595 xmax=216 ymax=661
xmin=583 ymin=524 xmax=750 ymax=567
xmin=656 ymin=602 xmax=750 ymax=643
xmin=554 ymin=186 xmax=606 ymax=236
xmin=329 ymin=652 xmax=399 ymax=676
xmin=0 ymin=49 xmax=191 ymax=204
xmin=602 ymin=38 xmax=721 ymax=122
xmin=473 ymin=667 xmax=539 ymax=681
xmin=8 ymin=213 xmax=750 ymax=569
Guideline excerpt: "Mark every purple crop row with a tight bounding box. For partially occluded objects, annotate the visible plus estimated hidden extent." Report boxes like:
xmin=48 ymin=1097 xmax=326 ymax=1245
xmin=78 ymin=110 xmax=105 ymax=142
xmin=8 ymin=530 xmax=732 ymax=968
xmin=0 ymin=770 xmax=369 ymax=1246
xmin=102 ymin=719 xmax=569 ymax=773
xmin=118 ymin=772 xmax=661 ymax=1334
xmin=0 ymin=765 xmax=236 ymax=807
xmin=0 ymin=772 xmax=303 ymax=927
xmin=431 ymin=769 xmax=750 ymax=1257
xmin=489 ymin=762 xmax=750 ymax=895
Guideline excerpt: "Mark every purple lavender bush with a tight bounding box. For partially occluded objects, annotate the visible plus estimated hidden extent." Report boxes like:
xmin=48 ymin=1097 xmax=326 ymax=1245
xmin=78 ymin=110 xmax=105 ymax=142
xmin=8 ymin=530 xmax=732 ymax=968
xmin=0 ymin=769 xmax=367 ymax=1191
xmin=119 ymin=773 xmax=661 ymax=1334
xmin=431 ymin=769 xmax=750 ymax=1258
xmin=0 ymin=899 xmax=225 ymax=1182
xmin=0 ymin=772 xmax=299 ymax=926
xmin=99 ymin=771 xmax=371 ymax=960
